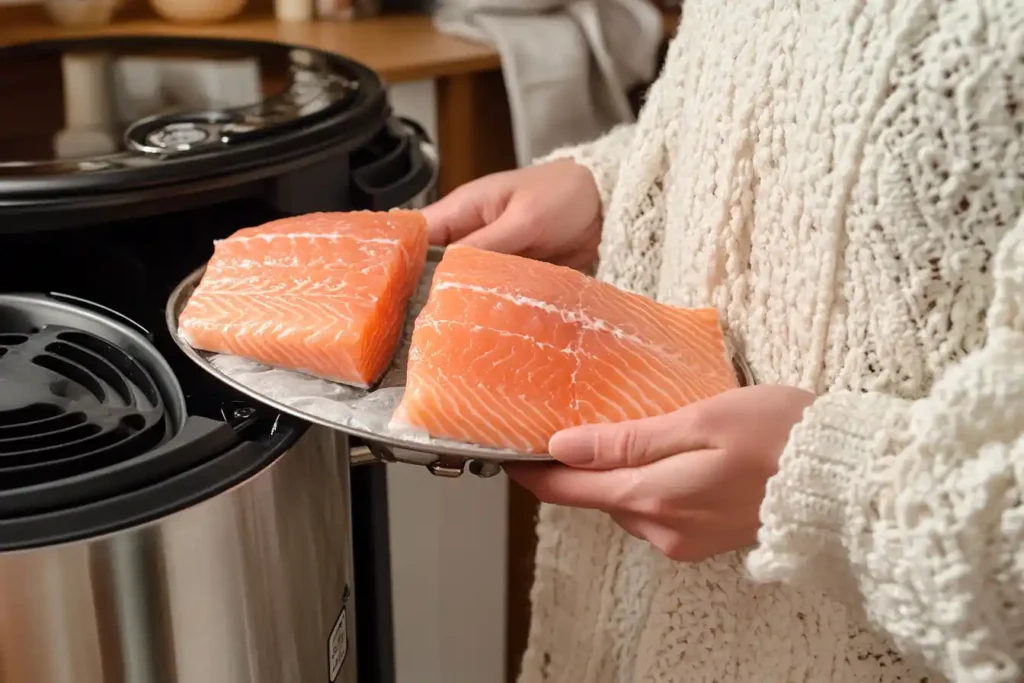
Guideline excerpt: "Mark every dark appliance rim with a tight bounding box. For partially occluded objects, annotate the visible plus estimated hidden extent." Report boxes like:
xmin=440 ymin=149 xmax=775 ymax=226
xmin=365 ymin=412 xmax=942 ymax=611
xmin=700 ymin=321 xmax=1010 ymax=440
xmin=0 ymin=291 xmax=308 ymax=552
xmin=0 ymin=34 xmax=389 ymax=199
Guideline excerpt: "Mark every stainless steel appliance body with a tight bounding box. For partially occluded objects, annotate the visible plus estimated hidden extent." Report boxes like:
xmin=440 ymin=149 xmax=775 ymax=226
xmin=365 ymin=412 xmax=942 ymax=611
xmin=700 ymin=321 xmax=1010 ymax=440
xmin=0 ymin=426 xmax=356 ymax=683
xmin=0 ymin=34 xmax=437 ymax=683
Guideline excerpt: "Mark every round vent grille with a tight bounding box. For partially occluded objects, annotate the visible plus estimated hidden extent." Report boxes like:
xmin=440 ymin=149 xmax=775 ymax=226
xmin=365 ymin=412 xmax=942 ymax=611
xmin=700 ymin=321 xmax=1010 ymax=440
xmin=0 ymin=293 xmax=292 ymax=552
xmin=0 ymin=326 xmax=167 ymax=489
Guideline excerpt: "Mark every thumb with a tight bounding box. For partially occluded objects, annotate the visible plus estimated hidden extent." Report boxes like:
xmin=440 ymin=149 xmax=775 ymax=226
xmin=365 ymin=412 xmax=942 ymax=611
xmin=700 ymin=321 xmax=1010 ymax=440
xmin=421 ymin=174 xmax=515 ymax=246
xmin=548 ymin=409 xmax=709 ymax=470
xmin=455 ymin=207 xmax=537 ymax=254
xmin=421 ymin=190 xmax=478 ymax=246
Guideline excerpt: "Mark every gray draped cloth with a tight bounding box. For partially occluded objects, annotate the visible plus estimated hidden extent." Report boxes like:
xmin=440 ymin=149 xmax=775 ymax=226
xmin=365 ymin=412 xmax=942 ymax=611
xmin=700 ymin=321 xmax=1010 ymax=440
xmin=434 ymin=0 xmax=663 ymax=166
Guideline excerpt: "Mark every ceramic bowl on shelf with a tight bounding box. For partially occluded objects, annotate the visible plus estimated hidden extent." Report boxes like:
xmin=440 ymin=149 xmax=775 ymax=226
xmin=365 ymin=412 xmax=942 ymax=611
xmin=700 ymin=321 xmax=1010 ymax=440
xmin=148 ymin=0 xmax=249 ymax=23
xmin=44 ymin=0 xmax=124 ymax=27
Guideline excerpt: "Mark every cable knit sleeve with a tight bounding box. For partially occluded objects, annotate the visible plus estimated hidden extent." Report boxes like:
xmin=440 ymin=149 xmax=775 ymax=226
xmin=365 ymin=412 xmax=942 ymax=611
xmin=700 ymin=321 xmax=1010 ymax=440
xmin=535 ymin=123 xmax=637 ymax=213
xmin=748 ymin=218 xmax=1024 ymax=682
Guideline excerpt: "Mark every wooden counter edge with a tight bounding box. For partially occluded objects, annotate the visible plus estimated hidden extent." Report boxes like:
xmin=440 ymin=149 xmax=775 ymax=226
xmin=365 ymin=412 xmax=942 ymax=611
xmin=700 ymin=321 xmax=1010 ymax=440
xmin=0 ymin=9 xmax=679 ymax=83
xmin=0 ymin=13 xmax=501 ymax=83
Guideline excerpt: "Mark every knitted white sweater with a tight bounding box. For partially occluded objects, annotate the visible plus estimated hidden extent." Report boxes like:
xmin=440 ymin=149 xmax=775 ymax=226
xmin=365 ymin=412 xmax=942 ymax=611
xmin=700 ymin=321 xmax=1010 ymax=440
xmin=520 ymin=2 xmax=1024 ymax=683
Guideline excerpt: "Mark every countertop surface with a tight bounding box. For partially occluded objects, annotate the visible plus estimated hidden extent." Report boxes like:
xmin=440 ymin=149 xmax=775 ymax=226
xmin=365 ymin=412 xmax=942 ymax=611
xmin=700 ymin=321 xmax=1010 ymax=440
xmin=0 ymin=9 xmax=679 ymax=83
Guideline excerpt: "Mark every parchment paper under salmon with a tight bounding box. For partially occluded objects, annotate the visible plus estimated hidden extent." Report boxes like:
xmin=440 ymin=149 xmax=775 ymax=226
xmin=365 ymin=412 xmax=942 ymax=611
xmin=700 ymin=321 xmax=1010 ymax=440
xmin=392 ymin=245 xmax=739 ymax=453
xmin=178 ymin=210 xmax=428 ymax=388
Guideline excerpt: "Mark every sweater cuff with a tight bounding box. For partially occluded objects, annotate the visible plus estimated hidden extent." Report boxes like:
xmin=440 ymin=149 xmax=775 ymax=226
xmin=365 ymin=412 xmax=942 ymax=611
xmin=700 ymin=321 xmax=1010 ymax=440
xmin=746 ymin=391 xmax=911 ymax=600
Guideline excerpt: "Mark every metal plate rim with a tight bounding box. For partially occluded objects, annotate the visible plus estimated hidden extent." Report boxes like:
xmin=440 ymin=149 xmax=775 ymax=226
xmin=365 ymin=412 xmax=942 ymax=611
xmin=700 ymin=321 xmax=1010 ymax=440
xmin=166 ymin=258 xmax=756 ymax=467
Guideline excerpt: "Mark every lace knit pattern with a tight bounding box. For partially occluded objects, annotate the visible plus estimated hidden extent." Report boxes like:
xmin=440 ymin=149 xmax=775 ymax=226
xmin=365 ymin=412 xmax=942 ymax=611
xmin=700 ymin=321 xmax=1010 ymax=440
xmin=521 ymin=2 xmax=1024 ymax=682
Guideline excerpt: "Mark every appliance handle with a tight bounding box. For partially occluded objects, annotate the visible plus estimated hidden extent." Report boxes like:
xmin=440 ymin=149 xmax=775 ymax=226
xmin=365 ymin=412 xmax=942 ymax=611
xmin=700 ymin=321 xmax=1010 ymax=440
xmin=350 ymin=117 xmax=438 ymax=210
xmin=401 ymin=116 xmax=439 ymax=205
xmin=399 ymin=116 xmax=438 ymax=175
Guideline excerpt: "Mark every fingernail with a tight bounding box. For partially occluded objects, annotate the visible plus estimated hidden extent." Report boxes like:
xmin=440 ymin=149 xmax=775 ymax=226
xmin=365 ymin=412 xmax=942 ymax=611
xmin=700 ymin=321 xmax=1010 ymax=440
xmin=548 ymin=428 xmax=596 ymax=465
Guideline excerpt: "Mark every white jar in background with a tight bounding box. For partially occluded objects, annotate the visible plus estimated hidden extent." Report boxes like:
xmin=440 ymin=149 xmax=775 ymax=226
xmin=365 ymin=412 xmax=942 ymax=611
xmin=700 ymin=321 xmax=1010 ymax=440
xmin=44 ymin=0 xmax=124 ymax=27
xmin=275 ymin=0 xmax=314 ymax=21
xmin=148 ymin=0 xmax=249 ymax=23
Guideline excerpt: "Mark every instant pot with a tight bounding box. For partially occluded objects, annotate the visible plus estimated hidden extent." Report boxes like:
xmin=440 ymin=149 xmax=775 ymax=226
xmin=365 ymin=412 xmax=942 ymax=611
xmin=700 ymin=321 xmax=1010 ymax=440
xmin=0 ymin=35 xmax=436 ymax=683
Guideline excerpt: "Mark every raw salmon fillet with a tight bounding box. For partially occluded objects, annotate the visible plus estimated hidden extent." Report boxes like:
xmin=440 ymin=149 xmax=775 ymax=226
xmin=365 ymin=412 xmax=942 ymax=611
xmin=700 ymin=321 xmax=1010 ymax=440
xmin=393 ymin=246 xmax=739 ymax=453
xmin=178 ymin=210 xmax=428 ymax=388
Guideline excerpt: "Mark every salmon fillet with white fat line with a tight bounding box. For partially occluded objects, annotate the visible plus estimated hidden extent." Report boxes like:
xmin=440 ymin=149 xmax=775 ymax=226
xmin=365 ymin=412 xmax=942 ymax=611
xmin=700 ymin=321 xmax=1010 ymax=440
xmin=392 ymin=246 xmax=739 ymax=453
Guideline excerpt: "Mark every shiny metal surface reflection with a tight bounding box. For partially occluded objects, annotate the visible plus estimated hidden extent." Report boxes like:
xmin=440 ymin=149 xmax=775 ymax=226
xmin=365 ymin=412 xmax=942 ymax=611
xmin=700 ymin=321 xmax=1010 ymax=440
xmin=0 ymin=427 xmax=356 ymax=683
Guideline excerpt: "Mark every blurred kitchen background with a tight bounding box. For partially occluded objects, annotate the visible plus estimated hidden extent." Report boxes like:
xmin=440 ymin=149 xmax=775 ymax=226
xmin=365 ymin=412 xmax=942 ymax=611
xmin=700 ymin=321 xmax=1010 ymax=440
xmin=0 ymin=0 xmax=677 ymax=681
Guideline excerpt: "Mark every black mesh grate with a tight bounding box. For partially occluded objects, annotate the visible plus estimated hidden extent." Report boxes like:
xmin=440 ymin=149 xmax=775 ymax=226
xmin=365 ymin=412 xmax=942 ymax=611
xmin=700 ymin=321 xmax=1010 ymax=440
xmin=0 ymin=327 xmax=168 ymax=489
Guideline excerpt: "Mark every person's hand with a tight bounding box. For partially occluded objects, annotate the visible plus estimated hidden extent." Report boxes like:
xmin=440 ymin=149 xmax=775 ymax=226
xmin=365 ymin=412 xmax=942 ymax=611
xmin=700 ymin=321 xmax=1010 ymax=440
xmin=505 ymin=385 xmax=817 ymax=563
xmin=422 ymin=159 xmax=602 ymax=269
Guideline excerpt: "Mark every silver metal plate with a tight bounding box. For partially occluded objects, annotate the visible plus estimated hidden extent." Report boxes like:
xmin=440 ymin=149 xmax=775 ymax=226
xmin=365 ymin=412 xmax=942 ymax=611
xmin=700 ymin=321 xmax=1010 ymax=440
xmin=167 ymin=248 xmax=755 ymax=478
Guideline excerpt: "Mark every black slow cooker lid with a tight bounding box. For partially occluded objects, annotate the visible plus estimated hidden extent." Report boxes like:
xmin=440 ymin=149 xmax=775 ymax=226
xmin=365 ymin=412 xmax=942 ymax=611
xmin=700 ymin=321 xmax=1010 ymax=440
xmin=0 ymin=35 xmax=388 ymax=199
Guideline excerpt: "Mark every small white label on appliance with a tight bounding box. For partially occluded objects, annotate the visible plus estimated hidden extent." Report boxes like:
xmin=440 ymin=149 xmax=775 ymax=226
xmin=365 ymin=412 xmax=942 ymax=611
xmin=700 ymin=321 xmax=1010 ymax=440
xmin=328 ymin=606 xmax=348 ymax=682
